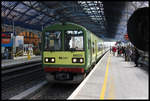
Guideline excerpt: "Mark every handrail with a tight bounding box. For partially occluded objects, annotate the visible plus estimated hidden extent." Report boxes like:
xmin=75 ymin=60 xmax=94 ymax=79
xmin=14 ymin=50 xmax=24 ymax=57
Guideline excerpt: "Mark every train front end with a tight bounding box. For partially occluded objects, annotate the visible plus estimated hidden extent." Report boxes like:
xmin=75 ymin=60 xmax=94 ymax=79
xmin=42 ymin=25 xmax=86 ymax=83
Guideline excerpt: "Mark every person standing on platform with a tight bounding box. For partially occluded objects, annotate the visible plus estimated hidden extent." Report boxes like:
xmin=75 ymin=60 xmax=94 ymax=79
xmin=125 ymin=47 xmax=129 ymax=61
xmin=117 ymin=46 xmax=121 ymax=56
xmin=130 ymin=47 xmax=135 ymax=61
xmin=4 ymin=48 xmax=9 ymax=59
xmin=119 ymin=46 xmax=122 ymax=56
xmin=122 ymin=46 xmax=125 ymax=57
xmin=112 ymin=46 xmax=117 ymax=56
xmin=110 ymin=46 xmax=112 ymax=54
xmin=117 ymin=46 xmax=119 ymax=56
xmin=125 ymin=46 xmax=130 ymax=61
xmin=129 ymin=47 xmax=132 ymax=61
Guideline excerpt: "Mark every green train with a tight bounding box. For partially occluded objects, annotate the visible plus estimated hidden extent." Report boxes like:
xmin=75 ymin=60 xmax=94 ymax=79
xmin=42 ymin=22 xmax=108 ymax=83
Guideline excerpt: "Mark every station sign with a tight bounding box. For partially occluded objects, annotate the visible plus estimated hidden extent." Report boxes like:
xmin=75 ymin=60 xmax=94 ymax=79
xmin=2 ymin=38 xmax=11 ymax=44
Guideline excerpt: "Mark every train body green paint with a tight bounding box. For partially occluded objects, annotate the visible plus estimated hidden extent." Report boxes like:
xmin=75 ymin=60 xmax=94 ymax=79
xmin=42 ymin=22 xmax=106 ymax=83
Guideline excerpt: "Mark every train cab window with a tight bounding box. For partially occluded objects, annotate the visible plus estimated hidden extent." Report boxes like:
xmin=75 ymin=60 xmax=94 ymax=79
xmin=44 ymin=31 xmax=62 ymax=51
xmin=65 ymin=30 xmax=84 ymax=51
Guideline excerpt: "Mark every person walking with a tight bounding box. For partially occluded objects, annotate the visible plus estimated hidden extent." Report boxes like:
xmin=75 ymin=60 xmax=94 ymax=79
xmin=4 ymin=48 xmax=9 ymax=59
xmin=128 ymin=47 xmax=132 ymax=61
xmin=121 ymin=46 xmax=125 ymax=57
xmin=119 ymin=46 xmax=123 ymax=56
xmin=125 ymin=46 xmax=130 ymax=61
xmin=130 ymin=47 xmax=135 ymax=61
xmin=124 ymin=47 xmax=126 ymax=60
xmin=117 ymin=46 xmax=120 ymax=56
xmin=110 ymin=46 xmax=112 ymax=54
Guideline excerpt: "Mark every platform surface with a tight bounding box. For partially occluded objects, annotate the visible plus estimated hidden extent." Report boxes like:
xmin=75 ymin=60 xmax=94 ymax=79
xmin=1 ymin=55 xmax=41 ymax=68
xmin=68 ymin=52 xmax=148 ymax=99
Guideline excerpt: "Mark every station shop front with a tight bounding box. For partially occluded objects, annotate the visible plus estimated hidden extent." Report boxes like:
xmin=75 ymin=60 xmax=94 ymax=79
xmin=1 ymin=31 xmax=41 ymax=59
xmin=1 ymin=32 xmax=13 ymax=59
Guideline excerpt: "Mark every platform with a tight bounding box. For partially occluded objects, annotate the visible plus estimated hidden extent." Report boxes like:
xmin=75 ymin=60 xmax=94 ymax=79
xmin=68 ymin=51 xmax=148 ymax=99
xmin=1 ymin=55 xmax=41 ymax=69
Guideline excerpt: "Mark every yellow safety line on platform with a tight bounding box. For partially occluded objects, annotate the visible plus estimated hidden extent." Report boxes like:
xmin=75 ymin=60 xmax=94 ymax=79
xmin=100 ymin=53 xmax=111 ymax=99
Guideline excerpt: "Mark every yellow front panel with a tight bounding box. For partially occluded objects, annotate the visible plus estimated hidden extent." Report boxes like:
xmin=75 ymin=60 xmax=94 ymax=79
xmin=43 ymin=51 xmax=85 ymax=65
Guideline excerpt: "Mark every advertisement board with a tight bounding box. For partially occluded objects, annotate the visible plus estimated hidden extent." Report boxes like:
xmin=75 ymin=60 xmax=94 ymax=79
xmin=15 ymin=36 xmax=24 ymax=47
xmin=1 ymin=32 xmax=13 ymax=47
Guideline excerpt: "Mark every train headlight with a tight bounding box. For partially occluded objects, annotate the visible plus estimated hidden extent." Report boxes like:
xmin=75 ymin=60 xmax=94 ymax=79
xmin=45 ymin=57 xmax=55 ymax=63
xmin=73 ymin=58 xmax=77 ymax=63
xmin=72 ymin=58 xmax=84 ymax=63
xmin=80 ymin=58 xmax=83 ymax=63
xmin=45 ymin=58 xmax=49 ymax=62
xmin=51 ymin=58 xmax=55 ymax=62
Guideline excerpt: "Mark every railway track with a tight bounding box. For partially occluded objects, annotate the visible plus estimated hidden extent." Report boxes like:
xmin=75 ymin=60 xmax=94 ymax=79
xmin=1 ymin=60 xmax=79 ymax=100
xmin=1 ymin=60 xmax=46 ymax=99
xmin=2 ymin=61 xmax=42 ymax=82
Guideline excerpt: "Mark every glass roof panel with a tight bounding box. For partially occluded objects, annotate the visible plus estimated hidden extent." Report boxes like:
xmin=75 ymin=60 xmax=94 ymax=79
xmin=19 ymin=15 xmax=29 ymax=22
xmin=32 ymin=2 xmax=39 ymax=8
xmin=1 ymin=1 xmax=56 ymax=31
xmin=23 ymin=1 xmax=31 ymax=6
xmin=9 ymin=11 xmax=20 ymax=17
xmin=14 ymin=3 xmax=29 ymax=13
xmin=2 ymin=1 xmax=17 ymax=9
xmin=25 ymin=9 xmax=38 ymax=15
xmin=36 ymin=14 xmax=45 ymax=20
xmin=29 ymin=18 xmax=39 ymax=25
xmin=78 ymin=1 xmax=106 ymax=24
xmin=1 ymin=8 xmax=9 ymax=16
xmin=13 ymin=15 xmax=22 ymax=21
xmin=42 ymin=16 xmax=50 ymax=22
xmin=7 ymin=14 xmax=13 ymax=19
xmin=30 ymin=1 xmax=38 ymax=6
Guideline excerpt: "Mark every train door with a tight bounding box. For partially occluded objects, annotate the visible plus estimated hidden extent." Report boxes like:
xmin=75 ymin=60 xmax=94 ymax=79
xmin=95 ymin=40 xmax=97 ymax=60
xmin=88 ymin=39 xmax=92 ymax=65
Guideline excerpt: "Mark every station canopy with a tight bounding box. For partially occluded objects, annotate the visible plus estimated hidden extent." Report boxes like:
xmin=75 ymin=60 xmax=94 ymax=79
xmin=1 ymin=1 xmax=149 ymax=41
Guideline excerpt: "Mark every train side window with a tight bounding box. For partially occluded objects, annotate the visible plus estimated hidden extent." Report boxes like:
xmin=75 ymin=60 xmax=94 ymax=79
xmin=98 ymin=42 xmax=103 ymax=52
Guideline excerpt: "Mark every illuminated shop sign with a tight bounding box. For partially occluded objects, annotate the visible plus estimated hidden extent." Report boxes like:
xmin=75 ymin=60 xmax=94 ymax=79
xmin=1 ymin=32 xmax=13 ymax=47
